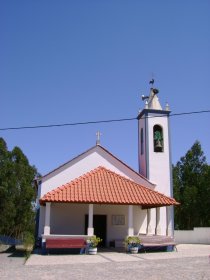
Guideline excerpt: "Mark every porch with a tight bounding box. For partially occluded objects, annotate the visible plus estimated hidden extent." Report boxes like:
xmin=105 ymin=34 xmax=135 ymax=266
xmin=39 ymin=166 xmax=179 ymax=252
xmin=40 ymin=202 xmax=175 ymax=252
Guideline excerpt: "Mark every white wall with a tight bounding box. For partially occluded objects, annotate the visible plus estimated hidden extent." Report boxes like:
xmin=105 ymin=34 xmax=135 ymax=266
xmin=147 ymin=116 xmax=171 ymax=196
xmin=51 ymin=204 xmax=88 ymax=235
xmin=174 ymin=228 xmax=210 ymax=244
xmin=133 ymin=206 xmax=147 ymax=234
xmin=39 ymin=146 xmax=154 ymax=198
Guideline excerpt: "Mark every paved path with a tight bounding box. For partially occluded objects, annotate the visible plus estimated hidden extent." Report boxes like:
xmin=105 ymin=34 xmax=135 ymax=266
xmin=0 ymin=244 xmax=210 ymax=279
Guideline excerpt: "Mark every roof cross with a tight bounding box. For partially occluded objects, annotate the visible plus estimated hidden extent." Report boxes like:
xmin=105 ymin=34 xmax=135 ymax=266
xmin=96 ymin=131 xmax=102 ymax=145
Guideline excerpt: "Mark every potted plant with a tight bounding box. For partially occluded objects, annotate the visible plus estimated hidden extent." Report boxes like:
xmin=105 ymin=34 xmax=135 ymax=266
xmin=124 ymin=236 xmax=141 ymax=254
xmin=87 ymin=235 xmax=102 ymax=255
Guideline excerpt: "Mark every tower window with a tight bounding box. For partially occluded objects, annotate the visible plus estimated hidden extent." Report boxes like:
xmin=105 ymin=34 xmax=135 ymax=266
xmin=153 ymin=125 xmax=163 ymax=152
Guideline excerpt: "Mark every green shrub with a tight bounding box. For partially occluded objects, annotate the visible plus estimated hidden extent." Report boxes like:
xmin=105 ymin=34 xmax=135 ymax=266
xmin=23 ymin=232 xmax=34 ymax=259
xmin=87 ymin=236 xmax=102 ymax=248
xmin=124 ymin=236 xmax=141 ymax=247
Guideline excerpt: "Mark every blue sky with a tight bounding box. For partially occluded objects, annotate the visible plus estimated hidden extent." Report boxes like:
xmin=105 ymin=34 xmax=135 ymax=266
xmin=1 ymin=0 xmax=210 ymax=175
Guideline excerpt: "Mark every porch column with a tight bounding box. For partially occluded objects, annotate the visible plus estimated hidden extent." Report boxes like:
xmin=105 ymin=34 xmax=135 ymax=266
xmin=87 ymin=204 xmax=94 ymax=236
xmin=44 ymin=202 xmax=51 ymax=235
xmin=155 ymin=207 xmax=161 ymax=235
xmin=128 ymin=205 xmax=134 ymax=236
xmin=146 ymin=208 xmax=152 ymax=235
xmin=166 ymin=206 xmax=173 ymax=236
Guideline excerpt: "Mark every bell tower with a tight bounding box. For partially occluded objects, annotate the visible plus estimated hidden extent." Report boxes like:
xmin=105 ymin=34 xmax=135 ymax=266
xmin=138 ymin=82 xmax=173 ymax=235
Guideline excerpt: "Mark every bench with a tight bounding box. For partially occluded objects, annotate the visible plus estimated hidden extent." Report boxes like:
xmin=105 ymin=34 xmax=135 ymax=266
xmin=139 ymin=235 xmax=177 ymax=252
xmin=45 ymin=238 xmax=87 ymax=254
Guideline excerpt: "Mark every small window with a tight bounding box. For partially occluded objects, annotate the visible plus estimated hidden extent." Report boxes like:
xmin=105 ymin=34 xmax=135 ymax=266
xmin=153 ymin=125 xmax=164 ymax=152
xmin=112 ymin=215 xmax=125 ymax=225
xmin=141 ymin=128 xmax=144 ymax=155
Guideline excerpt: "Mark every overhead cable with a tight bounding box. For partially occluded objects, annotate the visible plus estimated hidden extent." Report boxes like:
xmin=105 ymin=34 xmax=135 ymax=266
xmin=0 ymin=110 xmax=209 ymax=131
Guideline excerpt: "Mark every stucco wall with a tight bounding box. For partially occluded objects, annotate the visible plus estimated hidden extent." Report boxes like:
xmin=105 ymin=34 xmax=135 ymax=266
xmin=147 ymin=116 xmax=171 ymax=196
xmin=174 ymin=228 xmax=210 ymax=244
xmin=39 ymin=146 xmax=154 ymax=198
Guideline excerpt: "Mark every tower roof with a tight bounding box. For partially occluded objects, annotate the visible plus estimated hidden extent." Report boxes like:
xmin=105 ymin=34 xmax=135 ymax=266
xmin=147 ymin=88 xmax=162 ymax=110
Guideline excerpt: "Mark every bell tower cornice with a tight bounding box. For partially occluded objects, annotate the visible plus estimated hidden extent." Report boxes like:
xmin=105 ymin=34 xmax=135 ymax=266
xmin=137 ymin=108 xmax=171 ymax=120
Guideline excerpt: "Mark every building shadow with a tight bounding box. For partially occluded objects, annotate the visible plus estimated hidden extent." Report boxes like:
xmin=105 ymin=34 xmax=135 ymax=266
xmin=0 ymin=245 xmax=25 ymax=258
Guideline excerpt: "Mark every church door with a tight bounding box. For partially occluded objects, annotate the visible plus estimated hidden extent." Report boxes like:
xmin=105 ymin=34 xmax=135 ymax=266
xmin=85 ymin=215 xmax=107 ymax=247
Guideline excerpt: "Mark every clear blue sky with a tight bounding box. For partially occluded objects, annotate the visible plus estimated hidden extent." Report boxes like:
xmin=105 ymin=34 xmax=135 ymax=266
xmin=1 ymin=0 xmax=210 ymax=175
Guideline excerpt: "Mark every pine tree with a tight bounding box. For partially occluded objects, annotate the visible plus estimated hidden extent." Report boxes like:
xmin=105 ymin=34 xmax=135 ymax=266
xmin=0 ymin=138 xmax=38 ymax=238
xmin=173 ymin=141 xmax=210 ymax=229
xmin=0 ymin=138 xmax=16 ymax=235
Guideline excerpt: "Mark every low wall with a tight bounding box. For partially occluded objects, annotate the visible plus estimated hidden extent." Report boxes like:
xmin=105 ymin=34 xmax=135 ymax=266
xmin=174 ymin=227 xmax=210 ymax=244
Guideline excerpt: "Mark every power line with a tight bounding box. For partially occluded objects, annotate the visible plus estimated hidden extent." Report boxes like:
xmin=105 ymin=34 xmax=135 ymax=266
xmin=0 ymin=110 xmax=209 ymax=131
xmin=0 ymin=117 xmax=137 ymax=131
xmin=170 ymin=110 xmax=210 ymax=117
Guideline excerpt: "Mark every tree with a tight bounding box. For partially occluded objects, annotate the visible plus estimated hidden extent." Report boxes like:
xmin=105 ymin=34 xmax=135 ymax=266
xmin=0 ymin=138 xmax=16 ymax=236
xmin=0 ymin=138 xmax=38 ymax=238
xmin=173 ymin=141 xmax=210 ymax=229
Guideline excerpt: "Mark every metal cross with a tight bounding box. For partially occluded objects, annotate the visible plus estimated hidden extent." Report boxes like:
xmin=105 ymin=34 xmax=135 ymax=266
xmin=96 ymin=131 xmax=102 ymax=145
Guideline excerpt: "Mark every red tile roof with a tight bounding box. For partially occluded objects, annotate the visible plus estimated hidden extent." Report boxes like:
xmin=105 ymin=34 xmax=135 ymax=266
xmin=40 ymin=166 xmax=179 ymax=208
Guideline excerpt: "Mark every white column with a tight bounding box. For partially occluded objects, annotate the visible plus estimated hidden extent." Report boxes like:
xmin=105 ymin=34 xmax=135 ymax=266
xmin=128 ymin=205 xmax=134 ymax=236
xmin=146 ymin=208 xmax=152 ymax=235
xmin=87 ymin=204 xmax=94 ymax=236
xmin=155 ymin=207 xmax=161 ymax=235
xmin=166 ymin=206 xmax=173 ymax=236
xmin=44 ymin=202 xmax=51 ymax=235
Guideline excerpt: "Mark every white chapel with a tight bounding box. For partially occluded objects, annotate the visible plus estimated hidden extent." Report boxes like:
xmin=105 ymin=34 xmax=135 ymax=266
xmin=36 ymin=85 xmax=179 ymax=250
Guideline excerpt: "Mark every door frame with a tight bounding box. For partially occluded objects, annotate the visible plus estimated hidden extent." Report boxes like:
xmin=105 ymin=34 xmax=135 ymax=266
xmin=85 ymin=214 xmax=107 ymax=247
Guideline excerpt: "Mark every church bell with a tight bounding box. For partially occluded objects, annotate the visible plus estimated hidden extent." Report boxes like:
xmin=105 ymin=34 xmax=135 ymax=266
xmin=155 ymin=140 xmax=163 ymax=152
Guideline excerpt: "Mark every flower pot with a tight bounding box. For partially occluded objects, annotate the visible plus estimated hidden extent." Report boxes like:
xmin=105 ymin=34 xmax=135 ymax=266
xmin=130 ymin=247 xmax=139 ymax=254
xmin=88 ymin=247 xmax=97 ymax=255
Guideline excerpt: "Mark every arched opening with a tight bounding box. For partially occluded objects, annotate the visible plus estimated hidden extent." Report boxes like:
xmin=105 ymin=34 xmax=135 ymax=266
xmin=153 ymin=125 xmax=164 ymax=152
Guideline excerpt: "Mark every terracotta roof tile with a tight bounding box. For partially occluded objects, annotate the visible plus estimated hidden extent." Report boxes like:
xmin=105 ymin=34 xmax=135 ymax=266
xmin=40 ymin=166 xmax=179 ymax=208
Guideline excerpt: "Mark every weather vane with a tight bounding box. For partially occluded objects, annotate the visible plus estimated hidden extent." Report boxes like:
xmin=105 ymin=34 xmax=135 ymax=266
xmin=141 ymin=79 xmax=159 ymax=102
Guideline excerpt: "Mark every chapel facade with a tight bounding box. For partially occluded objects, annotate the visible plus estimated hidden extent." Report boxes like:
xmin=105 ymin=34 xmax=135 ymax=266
xmin=36 ymin=85 xmax=178 ymax=249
